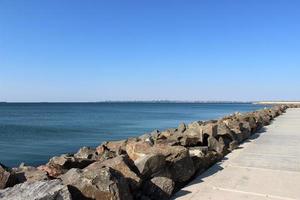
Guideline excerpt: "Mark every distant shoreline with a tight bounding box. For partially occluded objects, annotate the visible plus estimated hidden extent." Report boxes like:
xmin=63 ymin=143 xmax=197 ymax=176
xmin=1 ymin=101 xmax=299 ymax=105
xmin=0 ymin=101 xmax=254 ymax=104
xmin=254 ymin=101 xmax=300 ymax=105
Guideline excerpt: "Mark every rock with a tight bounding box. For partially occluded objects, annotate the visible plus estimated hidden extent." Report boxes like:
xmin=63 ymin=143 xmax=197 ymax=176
xmin=12 ymin=165 xmax=49 ymax=183
xmin=0 ymin=164 xmax=13 ymax=189
xmin=87 ymin=155 xmax=141 ymax=191
xmin=61 ymin=167 xmax=133 ymax=200
xmin=126 ymin=141 xmax=152 ymax=161
xmin=188 ymin=147 xmax=220 ymax=172
xmin=138 ymin=134 xmax=154 ymax=145
xmin=74 ymin=146 xmax=98 ymax=160
xmin=96 ymin=140 xmax=128 ymax=156
xmin=189 ymin=146 xmax=208 ymax=157
xmin=200 ymin=122 xmax=218 ymax=138
xmin=240 ymin=120 xmax=251 ymax=139
xmin=126 ymin=141 xmax=195 ymax=182
xmin=154 ymin=144 xmax=195 ymax=182
xmin=229 ymin=140 xmax=239 ymax=151
xmin=177 ymin=123 xmax=186 ymax=133
xmin=48 ymin=154 xmax=94 ymax=169
xmin=148 ymin=129 xmax=160 ymax=140
xmin=187 ymin=121 xmax=218 ymax=144
xmin=238 ymin=114 xmax=258 ymax=133
xmin=179 ymin=130 xmax=202 ymax=147
xmin=216 ymin=121 xmax=238 ymax=146
xmin=252 ymin=112 xmax=265 ymax=130
xmin=222 ymin=118 xmax=245 ymax=143
xmin=142 ymin=177 xmax=175 ymax=200
xmin=0 ymin=179 xmax=72 ymax=200
xmin=157 ymin=129 xmax=175 ymax=140
xmin=208 ymin=136 xmax=227 ymax=155
xmin=258 ymin=110 xmax=272 ymax=125
xmin=37 ymin=164 xmax=66 ymax=178
xmin=134 ymin=153 xmax=166 ymax=178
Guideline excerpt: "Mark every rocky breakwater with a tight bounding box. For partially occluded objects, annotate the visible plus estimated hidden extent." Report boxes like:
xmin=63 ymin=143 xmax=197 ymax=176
xmin=1 ymin=104 xmax=299 ymax=200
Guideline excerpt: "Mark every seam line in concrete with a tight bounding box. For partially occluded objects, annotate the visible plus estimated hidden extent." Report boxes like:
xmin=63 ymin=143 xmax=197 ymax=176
xmin=226 ymin=164 xmax=300 ymax=174
xmin=238 ymin=152 xmax=298 ymax=158
xmin=211 ymin=186 xmax=297 ymax=200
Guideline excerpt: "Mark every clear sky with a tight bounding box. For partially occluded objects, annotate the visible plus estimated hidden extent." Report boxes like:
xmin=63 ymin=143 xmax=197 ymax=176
xmin=1 ymin=0 xmax=300 ymax=102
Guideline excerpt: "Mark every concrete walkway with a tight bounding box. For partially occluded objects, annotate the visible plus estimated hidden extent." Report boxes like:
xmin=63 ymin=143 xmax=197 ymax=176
xmin=173 ymin=108 xmax=300 ymax=200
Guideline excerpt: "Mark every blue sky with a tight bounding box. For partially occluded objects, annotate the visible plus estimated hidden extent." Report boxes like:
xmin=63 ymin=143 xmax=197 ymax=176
xmin=1 ymin=0 xmax=300 ymax=102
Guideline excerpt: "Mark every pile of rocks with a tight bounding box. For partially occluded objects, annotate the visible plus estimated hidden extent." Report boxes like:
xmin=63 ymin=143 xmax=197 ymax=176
xmin=0 ymin=104 xmax=298 ymax=200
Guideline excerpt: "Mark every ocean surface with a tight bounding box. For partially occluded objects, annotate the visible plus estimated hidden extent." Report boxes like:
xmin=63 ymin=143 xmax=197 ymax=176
xmin=0 ymin=103 xmax=267 ymax=167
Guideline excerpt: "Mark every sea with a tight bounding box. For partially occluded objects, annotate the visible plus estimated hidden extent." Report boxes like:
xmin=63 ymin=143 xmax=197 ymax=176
xmin=0 ymin=103 xmax=267 ymax=167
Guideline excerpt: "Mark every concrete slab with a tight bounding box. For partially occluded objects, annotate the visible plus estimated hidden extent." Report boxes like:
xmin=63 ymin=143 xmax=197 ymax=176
xmin=173 ymin=108 xmax=300 ymax=200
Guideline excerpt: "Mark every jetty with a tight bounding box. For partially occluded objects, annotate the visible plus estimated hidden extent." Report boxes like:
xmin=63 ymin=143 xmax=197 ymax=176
xmin=1 ymin=105 xmax=299 ymax=200
xmin=173 ymin=108 xmax=300 ymax=200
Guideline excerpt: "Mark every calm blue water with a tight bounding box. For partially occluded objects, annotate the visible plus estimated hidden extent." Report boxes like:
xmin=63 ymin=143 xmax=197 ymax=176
xmin=0 ymin=103 xmax=266 ymax=167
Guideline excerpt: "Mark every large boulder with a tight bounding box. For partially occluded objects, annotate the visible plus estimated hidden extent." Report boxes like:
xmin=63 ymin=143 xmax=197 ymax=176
xmin=74 ymin=146 xmax=99 ymax=160
xmin=178 ymin=130 xmax=201 ymax=147
xmin=126 ymin=141 xmax=195 ymax=182
xmin=208 ymin=136 xmax=228 ymax=155
xmin=188 ymin=147 xmax=220 ymax=171
xmin=0 ymin=164 xmax=13 ymax=189
xmin=187 ymin=121 xmax=218 ymax=141
xmin=86 ymin=155 xmax=141 ymax=191
xmin=126 ymin=141 xmax=153 ymax=161
xmin=177 ymin=123 xmax=187 ymax=133
xmin=256 ymin=110 xmax=272 ymax=125
xmin=134 ymin=153 xmax=166 ymax=178
xmin=222 ymin=117 xmax=251 ymax=142
xmin=153 ymin=144 xmax=195 ymax=182
xmin=37 ymin=164 xmax=66 ymax=178
xmin=0 ymin=179 xmax=71 ymax=200
xmin=48 ymin=154 xmax=94 ymax=170
xmin=12 ymin=165 xmax=49 ymax=183
xmin=96 ymin=140 xmax=128 ymax=156
xmin=216 ymin=121 xmax=237 ymax=146
xmin=142 ymin=177 xmax=175 ymax=200
xmin=61 ymin=167 xmax=133 ymax=200
xmin=236 ymin=113 xmax=258 ymax=133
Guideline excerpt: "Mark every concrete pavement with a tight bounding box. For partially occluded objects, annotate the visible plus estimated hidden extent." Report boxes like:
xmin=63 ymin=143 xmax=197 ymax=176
xmin=173 ymin=108 xmax=300 ymax=200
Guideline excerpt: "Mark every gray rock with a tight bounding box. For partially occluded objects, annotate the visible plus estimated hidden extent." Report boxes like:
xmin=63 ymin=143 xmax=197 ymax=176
xmin=208 ymin=136 xmax=227 ymax=155
xmin=0 ymin=165 xmax=12 ymax=189
xmin=134 ymin=153 xmax=166 ymax=178
xmin=177 ymin=123 xmax=186 ymax=133
xmin=61 ymin=166 xmax=133 ymax=200
xmin=48 ymin=154 xmax=94 ymax=169
xmin=143 ymin=177 xmax=175 ymax=200
xmin=87 ymin=155 xmax=141 ymax=191
xmin=0 ymin=179 xmax=71 ymax=200
xmin=229 ymin=140 xmax=239 ymax=151
xmin=163 ymin=145 xmax=195 ymax=182
xmin=12 ymin=165 xmax=49 ymax=184
xmin=74 ymin=146 xmax=98 ymax=160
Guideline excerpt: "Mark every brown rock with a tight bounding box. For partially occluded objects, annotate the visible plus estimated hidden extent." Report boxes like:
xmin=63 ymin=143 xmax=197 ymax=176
xmin=0 ymin=164 xmax=13 ymax=189
xmin=37 ymin=164 xmax=66 ymax=178
xmin=142 ymin=177 xmax=175 ymax=200
xmin=177 ymin=123 xmax=187 ymax=133
xmin=61 ymin=167 xmax=133 ymax=200
xmin=86 ymin=155 xmax=141 ymax=191
xmin=154 ymin=144 xmax=195 ymax=182
xmin=74 ymin=146 xmax=98 ymax=160
xmin=134 ymin=153 xmax=166 ymax=178
xmin=48 ymin=154 xmax=94 ymax=169
xmin=96 ymin=140 xmax=128 ymax=156
xmin=208 ymin=136 xmax=227 ymax=155
xmin=126 ymin=141 xmax=152 ymax=161
xmin=0 ymin=179 xmax=72 ymax=200
xmin=12 ymin=165 xmax=49 ymax=183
